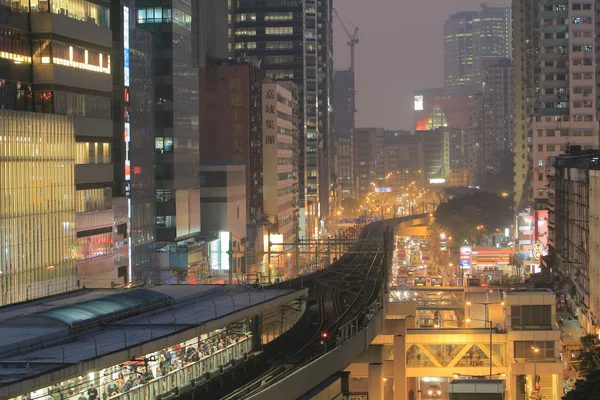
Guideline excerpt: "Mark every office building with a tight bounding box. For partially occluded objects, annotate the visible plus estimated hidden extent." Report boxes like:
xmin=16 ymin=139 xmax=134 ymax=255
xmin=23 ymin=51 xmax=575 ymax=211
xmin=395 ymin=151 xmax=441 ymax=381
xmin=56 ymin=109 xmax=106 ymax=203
xmin=198 ymin=62 xmax=265 ymax=275
xmin=231 ymin=0 xmax=326 ymax=240
xmin=548 ymin=149 xmax=600 ymax=333
xmin=262 ymin=81 xmax=299 ymax=251
xmin=444 ymin=5 xmax=512 ymax=88
xmin=0 ymin=111 xmax=76 ymax=305
xmin=112 ymin=1 xmax=156 ymax=286
xmin=382 ymin=130 xmax=424 ymax=188
xmin=0 ymin=0 xmax=127 ymax=302
xmin=531 ymin=0 xmax=599 ymax=207
xmin=333 ymin=70 xmax=356 ymax=206
xmin=354 ymin=128 xmax=384 ymax=201
xmin=317 ymin=0 xmax=333 ymax=221
xmin=138 ymin=0 xmax=202 ymax=281
xmin=468 ymin=58 xmax=514 ymax=185
xmin=512 ymin=0 xmax=539 ymax=213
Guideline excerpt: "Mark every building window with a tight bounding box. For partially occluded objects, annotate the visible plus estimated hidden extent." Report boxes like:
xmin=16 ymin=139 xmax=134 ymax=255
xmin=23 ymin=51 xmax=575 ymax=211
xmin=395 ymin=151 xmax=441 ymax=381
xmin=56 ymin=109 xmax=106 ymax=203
xmin=514 ymin=341 xmax=555 ymax=359
xmin=76 ymin=142 xmax=111 ymax=164
xmin=137 ymin=7 xmax=172 ymax=24
xmin=547 ymin=144 xmax=556 ymax=151
xmin=583 ymin=45 xmax=593 ymax=52
xmin=49 ymin=41 xmax=110 ymax=74
xmin=583 ymin=3 xmax=592 ymax=10
xmin=546 ymin=130 xmax=555 ymax=137
xmin=235 ymin=28 xmax=257 ymax=36
xmin=77 ymin=232 xmax=113 ymax=261
xmin=573 ymin=17 xmax=582 ymax=24
xmin=538 ymin=160 xmax=543 ymax=167
xmin=573 ymin=45 xmax=582 ymax=52
xmin=538 ymin=173 xmax=543 ymax=181
xmin=32 ymin=0 xmax=110 ymax=29
xmin=235 ymin=13 xmax=256 ymax=22
xmin=511 ymin=305 xmax=552 ymax=329
xmin=264 ymin=12 xmax=293 ymax=21
xmin=537 ymin=145 xmax=543 ymax=151
xmin=265 ymin=41 xmax=293 ymax=49
xmin=573 ymin=3 xmax=582 ymax=10
xmin=265 ymin=26 xmax=293 ymax=35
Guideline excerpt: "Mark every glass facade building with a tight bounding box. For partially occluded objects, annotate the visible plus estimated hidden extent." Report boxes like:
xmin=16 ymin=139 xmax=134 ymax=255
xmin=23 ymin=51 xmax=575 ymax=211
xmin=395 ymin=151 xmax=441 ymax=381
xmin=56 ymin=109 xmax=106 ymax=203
xmin=0 ymin=111 xmax=77 ymax=305
xmin=138 ymin=0 xmax=202 ymax=282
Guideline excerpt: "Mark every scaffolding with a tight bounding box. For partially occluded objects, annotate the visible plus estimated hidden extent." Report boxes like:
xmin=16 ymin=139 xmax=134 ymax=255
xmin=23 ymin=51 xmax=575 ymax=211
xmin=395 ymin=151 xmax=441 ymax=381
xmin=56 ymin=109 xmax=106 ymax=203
xmin=549 ymin=151 xmax=598 ymax=313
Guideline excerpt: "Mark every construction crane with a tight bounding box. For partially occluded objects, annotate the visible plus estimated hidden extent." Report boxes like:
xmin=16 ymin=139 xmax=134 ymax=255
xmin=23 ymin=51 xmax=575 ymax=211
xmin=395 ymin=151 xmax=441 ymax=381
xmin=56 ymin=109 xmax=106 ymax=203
xmin=333 ymin=8 xmax=359 ymax=72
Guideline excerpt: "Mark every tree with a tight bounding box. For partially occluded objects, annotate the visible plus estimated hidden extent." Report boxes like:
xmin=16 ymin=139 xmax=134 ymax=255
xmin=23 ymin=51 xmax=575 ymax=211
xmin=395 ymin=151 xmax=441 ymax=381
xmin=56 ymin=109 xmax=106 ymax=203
xmin=563 ymin=334 xmax=600 ymax=399
xmin=563 ymin=369 xmax=600 ymax=400
xmin=433 ymin=192 xmax=513 ymax=244
xmin=576 ymin=334 xmax=600 ymax=374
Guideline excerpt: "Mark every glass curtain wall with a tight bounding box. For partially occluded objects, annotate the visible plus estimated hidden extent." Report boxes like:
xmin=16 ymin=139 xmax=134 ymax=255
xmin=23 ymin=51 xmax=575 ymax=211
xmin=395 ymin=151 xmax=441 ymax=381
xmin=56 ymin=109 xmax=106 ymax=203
xmin=0 ymin=110 xmax=77 ymax=305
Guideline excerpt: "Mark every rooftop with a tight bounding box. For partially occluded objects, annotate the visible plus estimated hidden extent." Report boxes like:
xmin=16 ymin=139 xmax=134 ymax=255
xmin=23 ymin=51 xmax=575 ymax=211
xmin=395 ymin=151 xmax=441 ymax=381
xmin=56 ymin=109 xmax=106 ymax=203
xmin=0 ymin=284 xmax=304 ymax=391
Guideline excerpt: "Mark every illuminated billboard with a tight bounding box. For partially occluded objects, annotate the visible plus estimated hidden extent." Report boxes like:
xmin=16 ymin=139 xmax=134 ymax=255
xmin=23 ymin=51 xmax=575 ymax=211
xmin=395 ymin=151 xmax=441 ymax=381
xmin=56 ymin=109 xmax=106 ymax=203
xmin=460 ymin=246 xmax=472 ymax=269
xmin=414 ymin=95 xmax=424 ymax=111
xmin=372 ymin=187 xmax=392 ymax=193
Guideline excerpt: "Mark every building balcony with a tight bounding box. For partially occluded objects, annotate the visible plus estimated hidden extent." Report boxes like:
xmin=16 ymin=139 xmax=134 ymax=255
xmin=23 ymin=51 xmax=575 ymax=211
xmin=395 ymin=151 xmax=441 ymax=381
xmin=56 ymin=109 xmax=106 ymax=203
xmin=76 ymin=209 xmax=114 ymax=232
xmin=33 ymin=64 xmax=112 ymax=93
xmin=31 ymin=12 xmax=112 ymax=48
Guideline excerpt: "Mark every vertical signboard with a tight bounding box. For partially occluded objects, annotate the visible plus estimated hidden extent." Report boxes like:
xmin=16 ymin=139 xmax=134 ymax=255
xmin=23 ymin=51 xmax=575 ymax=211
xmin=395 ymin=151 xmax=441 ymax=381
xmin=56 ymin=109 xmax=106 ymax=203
xmin=123 ymin=6 xmax=132 ymax=283
xmin=460 ymin=246 xmax=472 ymax=269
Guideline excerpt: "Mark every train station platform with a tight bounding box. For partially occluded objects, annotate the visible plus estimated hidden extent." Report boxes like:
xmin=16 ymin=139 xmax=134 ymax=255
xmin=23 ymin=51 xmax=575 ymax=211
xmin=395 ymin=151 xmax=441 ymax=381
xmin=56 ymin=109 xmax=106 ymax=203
xmin=1 ymin=284 xmax=307 ymax=400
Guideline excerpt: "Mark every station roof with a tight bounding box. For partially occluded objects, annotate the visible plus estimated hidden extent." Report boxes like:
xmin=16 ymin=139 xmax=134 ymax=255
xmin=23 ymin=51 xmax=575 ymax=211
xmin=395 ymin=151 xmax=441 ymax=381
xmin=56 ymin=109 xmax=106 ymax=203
xmin=22 ymin=289 xmax=172 ymax=328
xmin=0 ymin=284 xmax=306 ymax=395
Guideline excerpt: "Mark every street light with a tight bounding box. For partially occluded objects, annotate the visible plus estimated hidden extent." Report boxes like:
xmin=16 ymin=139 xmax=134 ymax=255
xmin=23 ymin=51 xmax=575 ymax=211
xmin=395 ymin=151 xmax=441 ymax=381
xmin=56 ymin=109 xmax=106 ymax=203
xmin=531 ymin=346 xmax=540 ymax=391
xmin=464 ymin=317 xmax=494 ymax=379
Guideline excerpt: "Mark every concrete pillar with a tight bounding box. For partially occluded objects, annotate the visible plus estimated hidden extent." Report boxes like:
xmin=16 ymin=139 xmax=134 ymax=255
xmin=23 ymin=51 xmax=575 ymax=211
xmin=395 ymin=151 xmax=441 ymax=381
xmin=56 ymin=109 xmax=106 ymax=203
xmin=393 ymin=329 xmax=407 ymax=400
xmin=368 ymin=363 xmax=384 ymax=400
xmin=251 ymin=315 xmax=262 ymax=350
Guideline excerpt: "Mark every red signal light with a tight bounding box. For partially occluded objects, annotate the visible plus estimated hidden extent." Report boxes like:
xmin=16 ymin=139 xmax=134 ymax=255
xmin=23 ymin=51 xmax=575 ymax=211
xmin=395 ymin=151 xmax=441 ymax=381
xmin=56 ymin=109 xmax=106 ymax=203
xmin=321 ymin=332 xmax=328 ymax=339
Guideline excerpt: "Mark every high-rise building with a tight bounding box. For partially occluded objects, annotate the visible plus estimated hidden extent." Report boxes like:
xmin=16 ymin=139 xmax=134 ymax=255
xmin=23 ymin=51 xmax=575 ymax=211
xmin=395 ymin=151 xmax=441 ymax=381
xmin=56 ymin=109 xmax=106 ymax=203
xmin=0 ymin=0 xmax=130 ymax=302
xmin=138 ymin=1 xmax=202 ymax=282
xmin=548 ymin=149 xmax=600 ymax=333
xmin=468 ymin=58 xmax=514 ymax=185
xmin=531 ymin=0 xmax=599 ymax=207
xmin=112 ymin=1 xmax=156 ymax=286
xmin=317 ymin=0 xmax=333 ymax=221
xmin=354 ymin=128 xmax=384 ymax=201
xmin=382 ymin=130 xmax=424 ymax=188
xmin=333 ymin=70 xmax=356 ymax=206
xmin=231 ymin=0 xmax=331 ymax=239
xmin=0 ymin=111 xmax=77 ymax=305
xmin=512 ymin=0 xmax=539 ymax=213
xmin=262 ymin=81 xmax=299 ymax=250
xmin=444 ymin=5 xmax=512 ymax=88
xmin=198 ymin=62 xmax=264 ymax=275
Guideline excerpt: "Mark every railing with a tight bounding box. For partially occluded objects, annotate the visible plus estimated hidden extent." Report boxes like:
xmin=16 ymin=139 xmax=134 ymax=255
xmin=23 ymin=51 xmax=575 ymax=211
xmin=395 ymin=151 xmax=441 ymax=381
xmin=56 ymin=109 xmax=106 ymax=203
xmin=109 ymin=339 xmax=253 ymax=400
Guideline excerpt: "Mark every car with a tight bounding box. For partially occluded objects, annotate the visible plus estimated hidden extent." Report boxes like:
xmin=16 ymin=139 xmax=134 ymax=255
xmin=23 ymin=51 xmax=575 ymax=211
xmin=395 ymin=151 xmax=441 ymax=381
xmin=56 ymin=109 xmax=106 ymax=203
xmin=426 ymin=382 xmax=442 ymax=398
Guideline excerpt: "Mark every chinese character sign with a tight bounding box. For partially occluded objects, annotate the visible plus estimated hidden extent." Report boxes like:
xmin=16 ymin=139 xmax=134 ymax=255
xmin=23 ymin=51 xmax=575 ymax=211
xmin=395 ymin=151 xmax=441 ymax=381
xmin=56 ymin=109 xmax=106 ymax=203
xmin=229 ymin=77 xmax=245 ymax=161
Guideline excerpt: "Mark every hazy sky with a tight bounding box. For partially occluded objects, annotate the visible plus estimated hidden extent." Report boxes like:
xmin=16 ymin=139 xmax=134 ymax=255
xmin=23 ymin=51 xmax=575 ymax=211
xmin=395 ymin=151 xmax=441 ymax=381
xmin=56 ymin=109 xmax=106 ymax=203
xmin=332 ymin=0 xmax=511 ymax=131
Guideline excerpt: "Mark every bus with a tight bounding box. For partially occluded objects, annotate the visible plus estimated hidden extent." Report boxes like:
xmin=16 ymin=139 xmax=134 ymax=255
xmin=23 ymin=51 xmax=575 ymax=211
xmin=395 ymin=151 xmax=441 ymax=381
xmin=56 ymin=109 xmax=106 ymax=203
xmin=414 ymin=276 xmax=427 ymax=286
xmin=430 ymin=275 xmax=443 ymax=287
xmin=418 ymin=311 xmax=435 ymax=328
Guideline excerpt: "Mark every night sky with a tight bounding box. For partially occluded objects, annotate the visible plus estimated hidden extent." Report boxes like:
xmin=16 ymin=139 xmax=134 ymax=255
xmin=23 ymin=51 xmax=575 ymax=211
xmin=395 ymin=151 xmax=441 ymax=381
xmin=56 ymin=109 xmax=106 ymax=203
xmin=332 ymin=0 xmax=511 ymax=131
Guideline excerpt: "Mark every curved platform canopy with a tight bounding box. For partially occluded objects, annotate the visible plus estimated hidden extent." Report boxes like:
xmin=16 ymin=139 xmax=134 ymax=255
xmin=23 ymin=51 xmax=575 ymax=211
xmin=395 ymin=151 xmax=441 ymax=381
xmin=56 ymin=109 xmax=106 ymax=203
xmin=1 ymin=289 xmax=173 ymax=329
